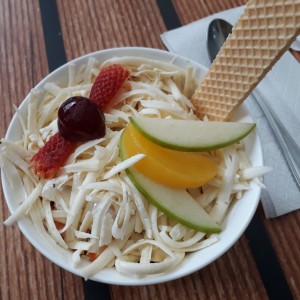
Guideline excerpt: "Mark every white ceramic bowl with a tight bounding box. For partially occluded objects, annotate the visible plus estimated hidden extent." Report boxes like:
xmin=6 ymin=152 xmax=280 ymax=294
xmin=2 ymin=47 xmax=263 ymax=285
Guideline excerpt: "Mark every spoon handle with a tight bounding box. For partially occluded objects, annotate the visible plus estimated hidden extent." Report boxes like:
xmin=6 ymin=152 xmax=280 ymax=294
xmin=252 ymin=89 xmax=300 ymax=189
xmin=191 ymin=0 xmax=300 ymax=121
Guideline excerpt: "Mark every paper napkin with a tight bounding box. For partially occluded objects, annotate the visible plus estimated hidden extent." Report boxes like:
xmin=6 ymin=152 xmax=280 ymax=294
xmin=291 ymin=36 xmax=300 ymax=51
xmin=161 ymin=7 xmax=300 ymax=218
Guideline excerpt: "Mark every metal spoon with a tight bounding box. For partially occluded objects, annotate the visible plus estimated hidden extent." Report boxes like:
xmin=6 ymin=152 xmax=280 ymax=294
xmin=207 ymin=19 xmax=233 ymax=63
xmin=207 ymin=19 xmax=300 ymax=190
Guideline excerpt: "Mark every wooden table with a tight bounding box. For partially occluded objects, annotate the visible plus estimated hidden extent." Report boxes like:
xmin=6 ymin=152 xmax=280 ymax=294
xmin=1 ymin=1 xmax=299 ymax=299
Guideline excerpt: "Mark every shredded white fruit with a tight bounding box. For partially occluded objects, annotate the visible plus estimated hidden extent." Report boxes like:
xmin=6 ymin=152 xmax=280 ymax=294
xmin=1 ymin=56 xmax=269 ymax=279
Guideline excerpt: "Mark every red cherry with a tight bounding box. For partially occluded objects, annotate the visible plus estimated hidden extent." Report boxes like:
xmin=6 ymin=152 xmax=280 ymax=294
xmin=58 ymin=96 xmax=106 ymax=142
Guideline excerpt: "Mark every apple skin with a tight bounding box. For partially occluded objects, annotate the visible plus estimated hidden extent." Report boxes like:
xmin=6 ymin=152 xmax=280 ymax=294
xmin=119 ymin=130 xmax=221 ymax=233
xmin=129 ymin=116 xmax=255 ymax=152
xmin=124 ymin=124 xmax=218 ymax=189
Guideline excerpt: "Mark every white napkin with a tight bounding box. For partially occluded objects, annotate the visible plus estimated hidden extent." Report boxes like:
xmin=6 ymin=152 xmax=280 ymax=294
xmin=291 ymin=36 xmax=300 ymax=51
xmin=161 ymin=6 xmax=300 ymax=218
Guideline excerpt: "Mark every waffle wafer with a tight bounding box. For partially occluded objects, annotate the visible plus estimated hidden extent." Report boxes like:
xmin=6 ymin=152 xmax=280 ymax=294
xmin=191 ymin=0 xmax=300 ymax=121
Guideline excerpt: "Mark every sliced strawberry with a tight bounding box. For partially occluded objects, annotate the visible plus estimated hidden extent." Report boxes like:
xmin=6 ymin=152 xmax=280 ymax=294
xmin=31 ymin=64 xmax=130 ymax=179
xmin=30 ymin=132 xmax=77 ymax=179
xmin=87 ymin=246 xmax=107 ymax=261
xmin=54 ymin=220 xmax=65 ymax=231
xmin=89 ymin=64 xmax=130 ymax=111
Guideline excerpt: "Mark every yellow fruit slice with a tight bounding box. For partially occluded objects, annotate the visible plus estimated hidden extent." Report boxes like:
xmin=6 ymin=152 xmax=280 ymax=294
xmin=129 ymin=116 xmax=255 ymax=152
xmin=122 ymin=124 xmax=218 ymax=188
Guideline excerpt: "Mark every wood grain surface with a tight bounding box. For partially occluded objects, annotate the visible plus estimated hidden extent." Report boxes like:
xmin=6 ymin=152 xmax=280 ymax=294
xmin=56 ymin=0 xmax=166 ymax=59
xmin=0 ymin=0 xmax=299 ymax=299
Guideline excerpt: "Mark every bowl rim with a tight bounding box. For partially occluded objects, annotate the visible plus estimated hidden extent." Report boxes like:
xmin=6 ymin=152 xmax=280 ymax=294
xmin=2 ymin=46 xmax=263 ymax=285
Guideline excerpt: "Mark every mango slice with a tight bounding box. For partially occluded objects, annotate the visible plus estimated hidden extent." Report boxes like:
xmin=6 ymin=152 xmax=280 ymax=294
xmin=121 ymin=124 xmax=218 ymax=188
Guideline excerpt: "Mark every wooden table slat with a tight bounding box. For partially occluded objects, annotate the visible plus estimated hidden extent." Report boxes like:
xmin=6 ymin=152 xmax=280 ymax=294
xmin=1 ymin=0 xmax=299 ymax=299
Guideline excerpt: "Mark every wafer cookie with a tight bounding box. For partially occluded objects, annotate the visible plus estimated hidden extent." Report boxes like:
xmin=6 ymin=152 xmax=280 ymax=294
xmin=192 ymin=0 xmax=300 ymax=121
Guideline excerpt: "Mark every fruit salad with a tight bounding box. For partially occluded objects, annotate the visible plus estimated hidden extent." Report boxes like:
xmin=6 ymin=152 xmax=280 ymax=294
xmin=1 ymin=56 xmax=269 ymax=279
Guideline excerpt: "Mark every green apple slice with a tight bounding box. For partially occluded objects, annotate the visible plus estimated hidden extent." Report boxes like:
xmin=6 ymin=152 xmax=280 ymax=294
xmin=129 ymin=116 xmax=255 ymax=152
xmin=119 ymin=131 xmax=221 ymax=233
xmin=126 ymin=167 xmax=221 ymax=233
